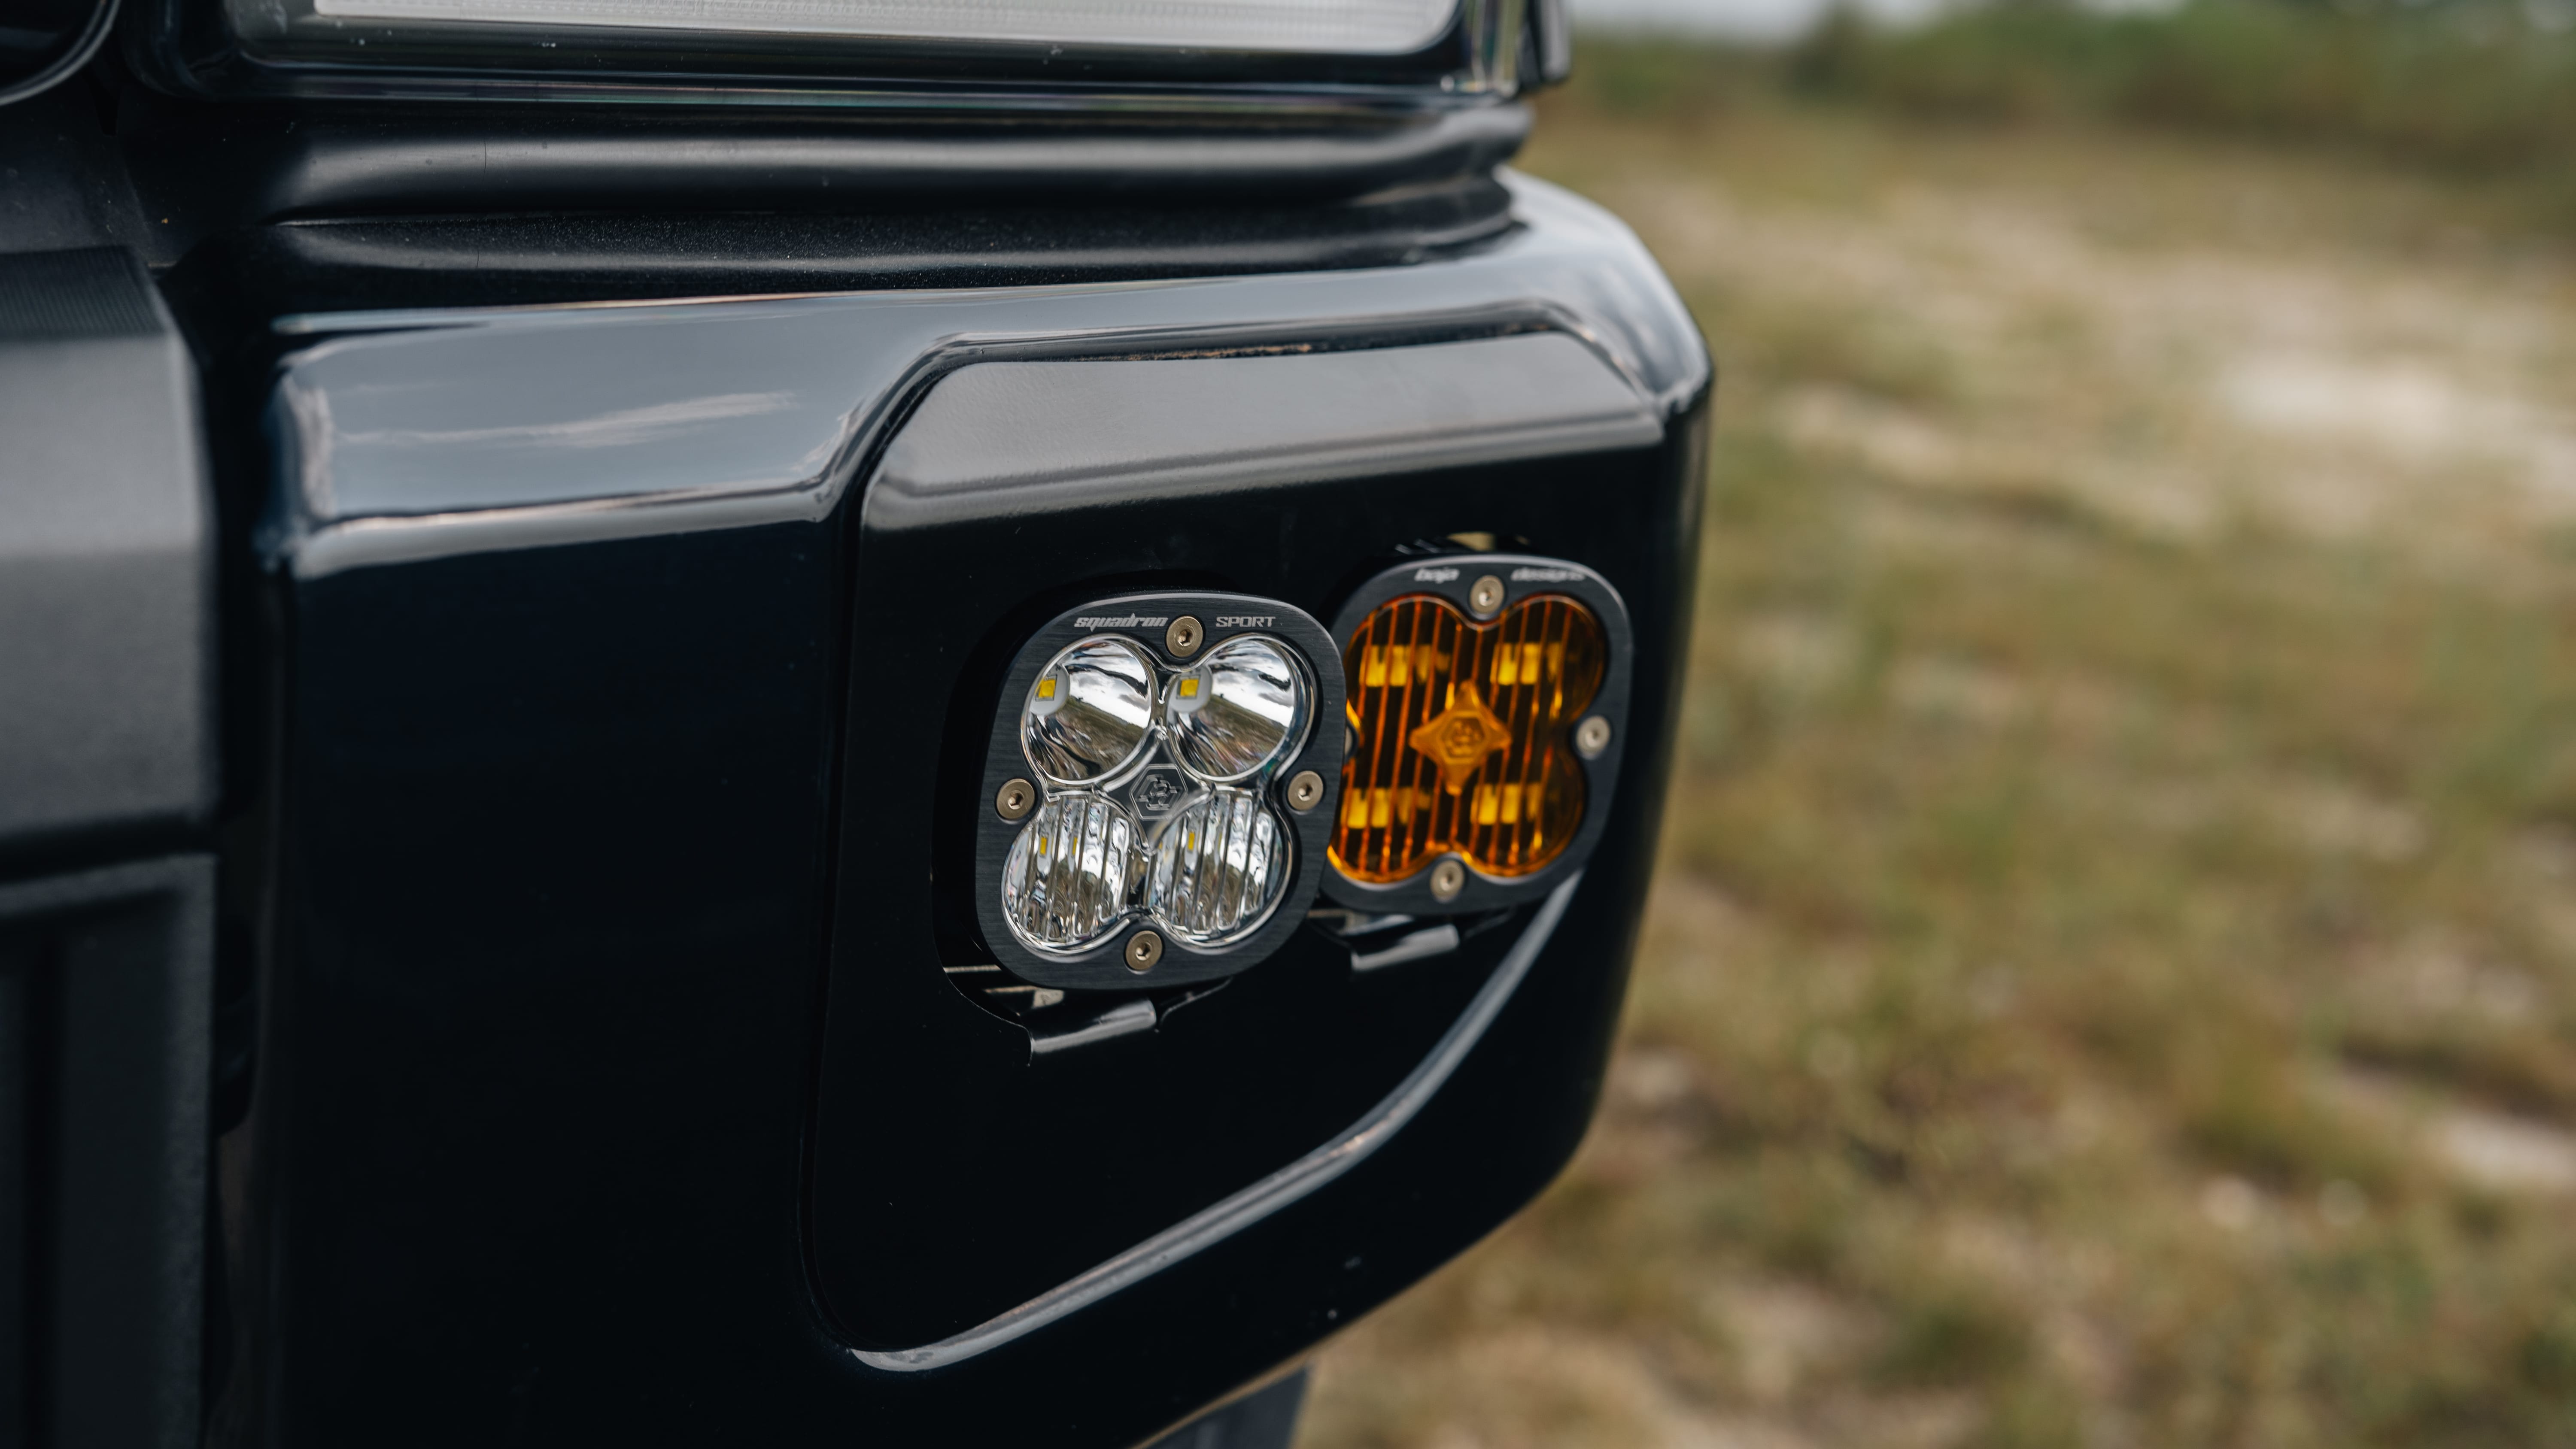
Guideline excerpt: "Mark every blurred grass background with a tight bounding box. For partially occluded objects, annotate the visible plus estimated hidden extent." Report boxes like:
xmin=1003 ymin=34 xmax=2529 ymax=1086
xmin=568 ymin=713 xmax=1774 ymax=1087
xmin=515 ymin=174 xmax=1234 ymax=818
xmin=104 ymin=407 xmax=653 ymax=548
xmin=1300 ymin=7 xmax=2576 ymax=1446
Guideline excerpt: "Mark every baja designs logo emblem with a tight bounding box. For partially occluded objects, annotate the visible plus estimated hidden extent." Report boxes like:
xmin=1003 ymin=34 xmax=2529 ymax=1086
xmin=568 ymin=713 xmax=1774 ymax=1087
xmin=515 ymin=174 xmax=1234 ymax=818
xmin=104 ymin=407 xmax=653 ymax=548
xmin=1127 ymin=764 xmax=1190 ymax=820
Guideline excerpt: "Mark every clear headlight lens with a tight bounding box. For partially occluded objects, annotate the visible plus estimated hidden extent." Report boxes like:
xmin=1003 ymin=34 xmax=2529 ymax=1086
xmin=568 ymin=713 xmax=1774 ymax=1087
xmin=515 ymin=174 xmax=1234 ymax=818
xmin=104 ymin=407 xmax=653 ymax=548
xmin=1021 ymin=637 xmax=1157 ymax=789
xmin=1000 ymin=792 xmax=1142 ymax=955
xmin=1146 ymin=788 xmax=1291 ymax=947
xmin=310 ymin=0 xmax=1461 ymax=54
xmin=1163 ymin=636 xmax=1310 ymax=785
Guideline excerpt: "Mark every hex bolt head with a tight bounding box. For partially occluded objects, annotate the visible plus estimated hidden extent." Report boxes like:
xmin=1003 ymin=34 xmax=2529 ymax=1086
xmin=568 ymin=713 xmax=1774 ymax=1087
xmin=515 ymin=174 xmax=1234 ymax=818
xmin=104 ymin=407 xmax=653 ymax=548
xmin=1467 ymin=575 xmax=1506 ymax=618
xmin=1429 ymin=858 xmax=1467 ymax=903
xmin=996 ymin=777 xmax=1037 ymax=821
xmin=1574 ymin=715 xmax=1613 ymax=759
xmin=1166 ymin=615 xmax=1205 ymax=658
xmin=1285 ymin=770 xmax=1326 ymax=813
xmin=1124 ymin=931 xmax=1164 ymax=973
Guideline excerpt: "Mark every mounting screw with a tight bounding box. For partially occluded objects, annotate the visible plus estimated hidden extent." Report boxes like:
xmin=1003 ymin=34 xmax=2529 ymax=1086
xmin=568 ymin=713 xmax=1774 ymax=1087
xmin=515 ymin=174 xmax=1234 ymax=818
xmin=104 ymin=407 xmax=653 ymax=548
xmin=1285 ymin=770 xmax=1326 ymax=813
xmin=996 ymin=778 xmax=1037 ymax=821
xmin=1429 ymin=858 xmax=1467 ymax=903
xmin=1167 ymin=616 xmax=1204 ymax=658
xmin=1125 ymin=931 xmax=1164 ymax=973
xmin=1574 ymin=716 xmax=1613 ymax=759
xmin=1467 ymin=575 xmax=1506 ymax=618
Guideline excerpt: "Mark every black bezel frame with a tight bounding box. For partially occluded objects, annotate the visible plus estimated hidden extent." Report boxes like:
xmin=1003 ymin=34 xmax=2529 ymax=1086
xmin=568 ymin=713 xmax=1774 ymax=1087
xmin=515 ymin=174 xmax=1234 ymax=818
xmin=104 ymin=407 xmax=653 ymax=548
xmin=1318 ymin=552 xmax=1632 ymax=917
xmin=971 ymin=591 xmax=1346 ymax=993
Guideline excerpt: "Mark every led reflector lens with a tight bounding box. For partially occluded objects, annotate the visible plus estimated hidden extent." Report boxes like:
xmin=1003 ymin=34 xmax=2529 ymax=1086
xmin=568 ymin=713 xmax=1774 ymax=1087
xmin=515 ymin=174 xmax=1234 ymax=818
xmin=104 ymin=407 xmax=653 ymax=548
xmin=1021 ymin=637 xmax=1157 ymax=789
xmin=1332 ymin=594 xmax=1605 ymax=885
xmin=307 ymin=0 xmax=1461 ymax=55
xmin=1164 ymin=636 xmax=1310 ymax=785
xmin=1146 ymin=788 xmax=1292 ymax=947
xmin=1000 ymin=792 xmax=1142 ymax=954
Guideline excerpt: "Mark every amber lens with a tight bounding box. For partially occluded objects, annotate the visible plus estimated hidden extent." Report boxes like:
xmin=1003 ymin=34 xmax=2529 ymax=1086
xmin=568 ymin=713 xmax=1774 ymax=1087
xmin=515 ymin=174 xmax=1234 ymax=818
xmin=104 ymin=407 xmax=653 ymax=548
xmin=1331 ymin=594 xmax=1606 ymax=885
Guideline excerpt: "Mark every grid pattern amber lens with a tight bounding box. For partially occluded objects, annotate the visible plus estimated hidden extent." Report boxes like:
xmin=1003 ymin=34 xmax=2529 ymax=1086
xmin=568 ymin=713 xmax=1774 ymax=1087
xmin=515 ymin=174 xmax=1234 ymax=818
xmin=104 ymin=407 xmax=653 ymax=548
xmin=1332 ymin=594 xmax=1605 ymax=885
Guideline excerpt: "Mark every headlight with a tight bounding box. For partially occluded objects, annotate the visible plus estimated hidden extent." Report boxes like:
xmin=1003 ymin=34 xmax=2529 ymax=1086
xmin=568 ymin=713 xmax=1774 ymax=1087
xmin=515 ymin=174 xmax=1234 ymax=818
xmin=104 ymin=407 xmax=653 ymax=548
xmin=972 ymin=593 xmax=1344 ymax=992
xmin=309 ymin=0 xmax=1457 ymax=54
xmin=141 ymin=0 xmax=1537 ymax=107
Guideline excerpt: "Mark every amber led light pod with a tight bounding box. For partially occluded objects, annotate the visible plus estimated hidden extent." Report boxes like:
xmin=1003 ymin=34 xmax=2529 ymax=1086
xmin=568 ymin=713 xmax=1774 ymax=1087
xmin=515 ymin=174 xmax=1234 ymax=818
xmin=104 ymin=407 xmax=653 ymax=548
xmin=1337 ymin=594 xmax=1601 ymax=881
xmin=1323 ymin=555 xmax=1634 ymax=915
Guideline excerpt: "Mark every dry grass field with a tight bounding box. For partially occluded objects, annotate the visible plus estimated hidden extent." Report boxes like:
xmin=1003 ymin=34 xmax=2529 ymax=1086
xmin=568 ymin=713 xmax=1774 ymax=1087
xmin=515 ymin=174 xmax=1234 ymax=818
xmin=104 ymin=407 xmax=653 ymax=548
xmin=1300 ymin=76 xmax=2576 ymax=1449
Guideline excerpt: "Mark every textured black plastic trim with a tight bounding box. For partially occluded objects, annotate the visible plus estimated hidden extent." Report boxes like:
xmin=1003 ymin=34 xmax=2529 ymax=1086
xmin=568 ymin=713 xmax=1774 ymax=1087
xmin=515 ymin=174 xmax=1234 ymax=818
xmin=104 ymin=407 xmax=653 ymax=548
xmin=0 ymin=247 xmax=158 ymax=337
xmin=0 ymin=855 xmax=212 ymax=1449
xmin=0 ymin=246 xmax=214 ymax=864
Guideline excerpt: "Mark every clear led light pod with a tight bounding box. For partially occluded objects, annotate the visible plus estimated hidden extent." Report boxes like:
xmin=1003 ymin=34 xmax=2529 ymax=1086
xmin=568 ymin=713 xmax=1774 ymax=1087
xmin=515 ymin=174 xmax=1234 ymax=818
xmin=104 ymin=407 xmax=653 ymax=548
xmin=971 ymin=593 xmax=1346 ymax=992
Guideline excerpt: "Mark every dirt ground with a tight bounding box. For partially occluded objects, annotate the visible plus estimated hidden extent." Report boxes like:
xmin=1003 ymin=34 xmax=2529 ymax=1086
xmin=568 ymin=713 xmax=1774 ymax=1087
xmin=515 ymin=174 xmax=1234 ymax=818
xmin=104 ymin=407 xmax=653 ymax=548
xmin=1299 ymin=91 xmax=2576 ymax=1449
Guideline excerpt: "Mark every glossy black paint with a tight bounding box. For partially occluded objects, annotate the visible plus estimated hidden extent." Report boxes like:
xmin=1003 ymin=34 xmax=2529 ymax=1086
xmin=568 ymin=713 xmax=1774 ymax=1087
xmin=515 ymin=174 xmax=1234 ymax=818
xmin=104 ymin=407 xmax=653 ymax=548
xmin=249 ymin=524 xmax=846 ymax=1442
xmin=812 ymin=435 xmax=1697 ymax=1363
xmin=236 ymin=390 xmax=1701 ymax=1443
xmin=0 ymin=36 xmax=1707 ymax=1444
xmin=160 ymin=175 xmax=1513 ymax=329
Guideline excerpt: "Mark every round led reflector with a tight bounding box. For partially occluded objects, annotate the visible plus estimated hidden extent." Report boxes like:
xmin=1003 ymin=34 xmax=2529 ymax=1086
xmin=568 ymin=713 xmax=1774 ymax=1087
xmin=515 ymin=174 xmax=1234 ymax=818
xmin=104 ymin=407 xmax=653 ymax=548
xmin=1000 ymin=792 xmax=1142 ymax=954
xmin=1332 ymin=594 xmax=1606 ymax=884
xmin=1021 ymin=636 xmax=1157 ymax=788
xmin=1145 ymin=788 xmax=1292 ymax=948
xmin=1164 ymin=636 xmax=1311 ymax=785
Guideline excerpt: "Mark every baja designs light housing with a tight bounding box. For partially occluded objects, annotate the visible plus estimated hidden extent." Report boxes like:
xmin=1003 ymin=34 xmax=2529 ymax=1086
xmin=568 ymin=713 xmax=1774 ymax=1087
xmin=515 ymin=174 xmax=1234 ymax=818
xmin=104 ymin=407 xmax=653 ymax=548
xmin=1323 ymin=554 xmax=1632 ymax=915
xmin=973 ymin=593 xmax=1344 ymax=991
